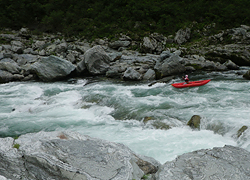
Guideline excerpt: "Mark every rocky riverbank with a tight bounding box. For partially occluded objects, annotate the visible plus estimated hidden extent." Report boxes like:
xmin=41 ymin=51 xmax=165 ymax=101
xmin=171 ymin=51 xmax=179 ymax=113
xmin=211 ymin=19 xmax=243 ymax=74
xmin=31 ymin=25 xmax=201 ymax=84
xmin=1 ymin=25 xmax=250 ymax=84
xmin=1 ymin=25 xmax=250 ymax=179
xmin=0 ymin=131 xmax=250 ymax=180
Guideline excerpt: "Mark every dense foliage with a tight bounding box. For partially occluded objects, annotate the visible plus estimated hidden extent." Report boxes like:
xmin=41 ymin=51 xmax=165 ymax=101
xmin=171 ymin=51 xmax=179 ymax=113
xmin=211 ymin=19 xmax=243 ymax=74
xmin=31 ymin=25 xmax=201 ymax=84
xmin=1 ymin=0 xmax=250 ymax=39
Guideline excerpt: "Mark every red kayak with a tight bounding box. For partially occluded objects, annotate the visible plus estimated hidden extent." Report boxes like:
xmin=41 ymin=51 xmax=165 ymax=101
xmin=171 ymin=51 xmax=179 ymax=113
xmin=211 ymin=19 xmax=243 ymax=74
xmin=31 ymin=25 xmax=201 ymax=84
xmin=171 ymin=79 xmax=211 ymax=88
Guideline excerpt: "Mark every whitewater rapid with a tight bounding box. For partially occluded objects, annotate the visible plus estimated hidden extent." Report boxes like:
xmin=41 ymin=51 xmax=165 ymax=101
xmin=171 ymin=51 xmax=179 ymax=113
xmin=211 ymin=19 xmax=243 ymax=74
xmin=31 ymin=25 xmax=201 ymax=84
xmin=1 ymin=70 xmax=250 ymax=164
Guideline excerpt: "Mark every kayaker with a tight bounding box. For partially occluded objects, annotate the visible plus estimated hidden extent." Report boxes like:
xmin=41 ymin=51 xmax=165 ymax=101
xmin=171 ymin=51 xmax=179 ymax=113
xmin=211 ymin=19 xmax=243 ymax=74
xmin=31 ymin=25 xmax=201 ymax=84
xmin=183 ymin=75 xmax=189 ymax=84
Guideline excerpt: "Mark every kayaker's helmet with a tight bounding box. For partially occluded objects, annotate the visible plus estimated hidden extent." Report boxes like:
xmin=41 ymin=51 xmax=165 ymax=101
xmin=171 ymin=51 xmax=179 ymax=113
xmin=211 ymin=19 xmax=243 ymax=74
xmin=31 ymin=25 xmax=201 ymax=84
xmin=185 ymin=75 xmax=188 ymax=78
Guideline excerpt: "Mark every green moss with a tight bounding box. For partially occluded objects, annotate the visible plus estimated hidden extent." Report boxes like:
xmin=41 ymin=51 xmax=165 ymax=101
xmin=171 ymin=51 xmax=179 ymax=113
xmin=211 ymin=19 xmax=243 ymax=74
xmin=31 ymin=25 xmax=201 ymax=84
xmin=142 ymin=174 xmax=149 ymax=179
xmin=187 ymin=115 xmax=201 ymax=129
xmin=190 ymin=64 xmax=203 ymax=70
xmin=13 ymin=143 xmax=20 ymax=149
xmin=237 ymin=126 xmax=248 ymax=138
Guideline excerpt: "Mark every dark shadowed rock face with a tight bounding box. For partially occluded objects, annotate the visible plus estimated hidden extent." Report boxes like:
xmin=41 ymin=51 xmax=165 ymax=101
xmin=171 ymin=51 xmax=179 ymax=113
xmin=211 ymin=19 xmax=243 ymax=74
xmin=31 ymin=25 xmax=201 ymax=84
xmin=243 ymin=70 xmax=250 ymax=80
xmin=155 ymin=145 xmax=250 ymax=180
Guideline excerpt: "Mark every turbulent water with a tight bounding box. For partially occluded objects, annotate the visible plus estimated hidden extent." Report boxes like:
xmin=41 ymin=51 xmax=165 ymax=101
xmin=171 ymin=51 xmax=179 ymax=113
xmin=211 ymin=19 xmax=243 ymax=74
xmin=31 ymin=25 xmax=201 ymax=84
xmin=1 ymin=69 xmax=250 ymax=164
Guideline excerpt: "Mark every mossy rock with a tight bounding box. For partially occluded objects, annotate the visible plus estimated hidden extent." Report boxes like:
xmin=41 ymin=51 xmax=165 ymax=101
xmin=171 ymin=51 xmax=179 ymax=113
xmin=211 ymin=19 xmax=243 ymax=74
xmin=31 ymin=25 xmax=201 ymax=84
xmin=190 ymin=64 xmax=203 ymax=70
xmin=13 ymin=143 xmax=20 ymax=149
xmin=237 ymin=125 xmax=248 ymax=138
xmin=152 ymin=121 xmax=171 ymax=130
xmin=143 ymin=116 xmax=154 ymax=124
xmin=243 ymin=70 xmax=250 ymax=80
xmin=187 ymin=115 xmax=201 ymax=129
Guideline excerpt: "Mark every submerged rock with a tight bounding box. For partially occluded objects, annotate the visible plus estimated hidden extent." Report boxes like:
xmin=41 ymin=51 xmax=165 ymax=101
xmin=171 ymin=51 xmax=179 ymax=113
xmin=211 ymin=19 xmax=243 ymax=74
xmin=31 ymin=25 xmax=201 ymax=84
xmin=0 ymin=131 xmax=160 ymax=180
xmin=237 ymin=125 xmax=248 ymax=138
xmin=155 ymin=145 xmax=250 ymax=180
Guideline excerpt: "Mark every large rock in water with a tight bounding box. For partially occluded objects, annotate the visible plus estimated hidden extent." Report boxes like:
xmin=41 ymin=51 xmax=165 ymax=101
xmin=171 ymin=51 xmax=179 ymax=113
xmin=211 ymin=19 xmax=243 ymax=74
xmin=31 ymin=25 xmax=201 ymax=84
xmin=31 ymin=55 xmax=76 ymax=81
xmin=77 ymin=45 xmax=111 ymax=75
xmin=0 ymin=131 xmax=160 ymax=180
xmin=155 ymin=145 xmax=250 ymax=180
xmin=243 ymin=70 xmax=250 ymax=80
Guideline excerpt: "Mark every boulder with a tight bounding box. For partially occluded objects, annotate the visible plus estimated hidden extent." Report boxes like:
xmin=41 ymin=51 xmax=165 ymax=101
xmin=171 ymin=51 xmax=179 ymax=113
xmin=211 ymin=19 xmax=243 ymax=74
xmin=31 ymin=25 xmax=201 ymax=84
xmin=109 ymin=40 xmax=131 ymax=49
xmin=184 ymin=57 xmax=228 ymax=71
xmin=0 ymin=61 xmax=21 ymax=74
xmin=11 ymin=41 xmax=24 ymax=54
xmin=243 ymin=70 xmax=250 ymax=80
xmin=205 ymin=47 xmax=250 ymax=66
xmin=32 ymin=40 xmax=46 ymax=50
xmin=141 ymin=33 xmax=167 ymax=54
xmin=123 ymin=67 xmax=142 ymax=81
xmin=0 ymin=131 xmax=160 ymax=180
xmin=0 ymin=175 xmax=10 ymax=180
xmin=223 ymin=60 xmax=239 ymax=70
xmin=155 ymin=53 xmax=186 ymax=78
xmin=142 ymin=37 xmax=158 ymax=54
xmin=187 ymin=115 xmax=201 ymax=129
xmin=143 ymin=69 xmax=156 ymax=80
xmin=155 ymin=145 xmax=250 ymax=180
xmin=0 ymin=70 xmax=23 ymax=83
xmin=78 ymin=45 xmax=111 ymax=75
xmin=174 ymin=28 xmax=191 ymax=44
xmin=237 ymin=125 xmax=248 ymax=138
xmin=106 ymin=66 xmax=122 ymax=78
xmin=107 ymin=52 xmax=122 ymax=62
xmin=31 ymin=55 xmax=76 ymax=81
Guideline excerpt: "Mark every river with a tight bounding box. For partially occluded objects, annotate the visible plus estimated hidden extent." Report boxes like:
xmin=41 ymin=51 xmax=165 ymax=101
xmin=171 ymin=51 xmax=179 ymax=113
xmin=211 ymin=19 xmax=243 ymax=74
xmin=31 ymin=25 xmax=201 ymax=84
xmin=1 ymin=69 xmax=250 ymax=164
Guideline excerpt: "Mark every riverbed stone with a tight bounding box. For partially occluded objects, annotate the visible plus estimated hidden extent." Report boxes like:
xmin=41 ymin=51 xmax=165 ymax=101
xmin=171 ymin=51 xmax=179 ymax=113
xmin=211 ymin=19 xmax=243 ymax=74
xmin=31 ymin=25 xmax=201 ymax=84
xmin=0 ymin=131 xmax=160 ymax=180
xmin=109 ymin=40 xmax=131 ymax=49
xmin=123 ymin=67 xmax=142 ymax=80
xmin=155 ymin=54 xmax=186 ymax=77
xmin=31 ymin=55 xmax=76 ymax=81
xmin=155 ymin=145 xmax=250 ymax=180
xmin=78 ymin=45 xmax=111 ymax=75
xmin=237 ymin=125 xmax=248 ymax=138
xmin=143 ymin=69 xmax=156 ymax=80
xmin=174 ymin=28 xmax=191 ymax=44
xmin=0 ymin=70 xmax=23 ymax=83
xmin=187 ymin=115 xmax=201 ymax=129
xmin=243 ymin=70 xmax=250 ymax=80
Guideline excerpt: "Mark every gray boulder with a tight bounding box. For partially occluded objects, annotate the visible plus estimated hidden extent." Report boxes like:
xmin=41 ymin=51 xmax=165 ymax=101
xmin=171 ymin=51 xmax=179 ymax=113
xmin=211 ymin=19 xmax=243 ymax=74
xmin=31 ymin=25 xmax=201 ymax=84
xmin=184 ymin=56 xmax=228 ymax=71
xmin=143 ymin=69 xmax=156 ymax=80
xmin=0 ymin=61 xmax=21 ymax=74
xmin=142 ymin=37 xmax=158 ymax=54
xmin=77 ymin=45 xmax=111 ymax=75
xmin=123 ymin=67 xmax=142 ymax=81
xmin=0 ymin=70 xmax=23 ymax=83
xmin=109 ymin=40 xmax=131 ymax=49
xmin=155 ymin=145 xmax=250 ymax=180
xmin=155 ymin=53 xmax=186 ymax=78
xmin=11 ymin=41 xmax=24 ymax=54
xmin=0 ymin=131 xmax=160 ymax=180
xmin=31 ymin=55 xmax=76 ymax=81
xmin=141 ymin=33 xmax=168 ymax=54
xmin=174 ymin=28 xmax=191 ymax=44
xmin=205 ymin=46 xmax=250 ymax=66
xmin=223 ymin=59 xmax=239 ymax=70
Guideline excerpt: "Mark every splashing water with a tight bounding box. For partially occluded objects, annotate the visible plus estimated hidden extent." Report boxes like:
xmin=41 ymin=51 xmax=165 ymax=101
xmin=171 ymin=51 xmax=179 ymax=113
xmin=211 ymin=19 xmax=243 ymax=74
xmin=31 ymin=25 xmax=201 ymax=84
xmin=1 ymin=71 xmax=250 ymax=164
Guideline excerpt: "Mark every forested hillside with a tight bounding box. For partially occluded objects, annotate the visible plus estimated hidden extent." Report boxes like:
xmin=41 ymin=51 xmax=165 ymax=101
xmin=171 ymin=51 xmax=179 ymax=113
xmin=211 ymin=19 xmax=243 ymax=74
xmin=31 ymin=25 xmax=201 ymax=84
xmin=1 ymin=0 xmax=250 ymax=39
